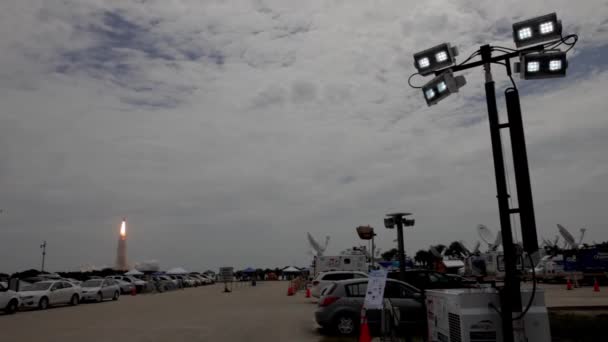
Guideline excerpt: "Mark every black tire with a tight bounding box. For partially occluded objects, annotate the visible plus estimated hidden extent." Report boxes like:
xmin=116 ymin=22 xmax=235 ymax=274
xmin=5 ymin=299 xmax=18 ymax=314
xmin=38 ymin=297 xmax=49 ymax=310
xmin=112 ymin=291 xmax=119 ymax=301
xmin=96 ymin=292 xmax=103 ymax=303
xmin=70 ymin=294 xmax=79 ymax=306
xmin=333 ymin=313 xmax=358 ymax=336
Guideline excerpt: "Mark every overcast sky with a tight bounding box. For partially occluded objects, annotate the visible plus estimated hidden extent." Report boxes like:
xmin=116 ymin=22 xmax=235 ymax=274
xmin=1 ymin=0 xmax=607 ymax=273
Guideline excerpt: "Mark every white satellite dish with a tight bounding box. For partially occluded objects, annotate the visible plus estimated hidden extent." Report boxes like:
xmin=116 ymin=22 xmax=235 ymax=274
xmin=478 ymin=224 xmax=495 ymax=246
xmin=430 ymin=246 xmax=442 ymax=258
xmin=578 ymin=228 xmax=586 ymax=246
xmin=557 ymin=224 xmax=577 ymax=249
xmin=307 ymin=233 xmax=330 ymax=256
xmin=472 ymin=241 xmax=481 ymax=254
xmin=491 ymin=231 xmax=502 ymax=251
xmin=458 ymin=241 xmax=471 ymax=256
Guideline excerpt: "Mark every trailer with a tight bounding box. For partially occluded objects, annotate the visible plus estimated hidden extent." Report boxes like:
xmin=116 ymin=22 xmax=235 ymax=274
xmin=312 ymin=254 xmax=367 ymax=276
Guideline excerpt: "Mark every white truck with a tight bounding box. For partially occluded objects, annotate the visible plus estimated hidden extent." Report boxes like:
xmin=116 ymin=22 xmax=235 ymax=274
xmin=0 ymin=282 xmax=20 ymax=314
xmin=313 ymin=254 xmax=367 ymax=277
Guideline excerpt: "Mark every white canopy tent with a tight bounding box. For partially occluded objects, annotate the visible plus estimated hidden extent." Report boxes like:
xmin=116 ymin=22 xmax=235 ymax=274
xmin=282 ymin=266 xmax=301 ymax=273
xmin=166 ymin=267 xmax=189 ymax=275
xmin=125 ymin=269 xmax=144 ymax=276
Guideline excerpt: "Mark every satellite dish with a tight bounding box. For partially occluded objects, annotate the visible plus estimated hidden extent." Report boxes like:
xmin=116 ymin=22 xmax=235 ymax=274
xmin=491 ymin=231 xmax=502 ymax=251
xmin=557 ymin=224 xmax=577 ymax=249
xmin=307 ymin=233 xmax=330 ymax=256
xmin=457 ymin=241 xmax=471 ymax=256
xmin=430 ymin=246 xmax=442 ymax=258
xmin=478 ymin=224 xmax=495 ymax=246
xmin=472 ymin=241 xmax=481 ymax=254
xmin=578 ymin=228 xmax=586 ymax=246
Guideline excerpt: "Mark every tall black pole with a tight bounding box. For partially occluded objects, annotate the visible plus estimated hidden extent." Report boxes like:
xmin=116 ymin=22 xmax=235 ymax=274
xmin=395 ymin=219 xmax=406 ymax=281
xmin=40 ymin=241 xmax=47 ymax=272
xmin=505 ymin=87 xmax=540 ymax=260
xmin=480 ymin=45 xmax=520 ymax=342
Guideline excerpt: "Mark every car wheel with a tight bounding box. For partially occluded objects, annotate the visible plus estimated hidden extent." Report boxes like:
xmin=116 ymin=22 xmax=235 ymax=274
xmin=96 ymin=292 xmax=103 ymax=303
xmin=112 ymin=291 xmax=119 ymax=301
xmin=334 ymin=313 xmax=358 ymax=336
xmin=38 ymin=297 xmax=49 ymax=310
xmin=70 ymin=294 xmax=79 ymax=306
xmin=5 ymin=299 xmax=18 ymax=314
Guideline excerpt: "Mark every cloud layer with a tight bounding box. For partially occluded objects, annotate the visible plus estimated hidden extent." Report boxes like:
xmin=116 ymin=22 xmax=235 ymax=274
xmin=1 ymin=0 xmax=608 ymax=272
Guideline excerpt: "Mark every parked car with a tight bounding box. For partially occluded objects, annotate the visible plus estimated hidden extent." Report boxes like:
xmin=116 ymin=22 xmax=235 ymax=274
xmin=387 ymin=269 xmax=469 ymax=290
xmin=81 ymin=279 xmax=121 ymax=302
xmin=311 ymin=271 xmax=368 ymax=298
xmin=19 ymin=280 xmax=81 ymax=310
xmin=112 ymin=279 xmax=135 ymax=294
xmin=314 ymin=278 xmax=425 ymax=336
xmin=108 ymin=276 xmax=147 ymax=292
xmin=0 ymin=282 xmax=20 ymax=314
xmin=196 ymin=274 xmax=213 ymax=285
xmin=151 ymin=276 xmax=176 ymax=292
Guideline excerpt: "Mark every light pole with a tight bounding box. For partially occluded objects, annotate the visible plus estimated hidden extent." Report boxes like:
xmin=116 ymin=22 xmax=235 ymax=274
xmin=384 ymin=213 xmax=415 ymax=281
xmin=40 ymin=241 xmax=47 ymax=272
xmin=409 ymin=12 xmax=578 ymax=342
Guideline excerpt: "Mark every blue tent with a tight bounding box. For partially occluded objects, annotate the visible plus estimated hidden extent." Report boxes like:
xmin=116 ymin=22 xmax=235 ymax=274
xmin=242 ymin=267 xmax=256 ymax=273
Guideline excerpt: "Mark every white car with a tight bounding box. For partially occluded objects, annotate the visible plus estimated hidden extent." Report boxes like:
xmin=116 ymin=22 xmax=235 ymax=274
xmin=81 ymin=279 xmax=121 ymax=302
xmin=108 ymin=275 xmax=147 ymax=292
xmin=0 ymin=282 xmax=20 ymax=314
xmin=191 ymin=274 xmax=212 ymax=285
xmin=311 ymin=271 xmax=368 ymax=298
xmin=113 ymin=279 xmax=136 ymax=294
xmin=19 ymin=280 xmax=81 ymax=309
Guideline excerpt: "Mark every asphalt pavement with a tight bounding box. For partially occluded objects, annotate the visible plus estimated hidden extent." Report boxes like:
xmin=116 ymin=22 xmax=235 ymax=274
xmin=0 ymin=281 xmax=332 ymax=342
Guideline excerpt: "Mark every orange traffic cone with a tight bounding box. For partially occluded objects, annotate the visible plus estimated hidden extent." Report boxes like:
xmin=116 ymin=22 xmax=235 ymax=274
xmin=359 ymin=313 xmax=371 ymax=342
xmin=131 ymin=287 xmax=137 ymax=296
xmin=594 ymin=278 xmax=600 ymax=292
xmin=287 ymin=282 xmax=295 ymax=296
xmin=566 ymin=278 xmax=573 ymax=291
xmin=306 ymin=287 xmax=311 ymax=298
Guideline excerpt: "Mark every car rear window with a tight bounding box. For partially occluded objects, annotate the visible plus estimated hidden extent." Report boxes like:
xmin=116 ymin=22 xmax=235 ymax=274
xmin=345 ymin=282 xmax=367 ymax=297
xmin=322 ymin=273 xmax=353 ymax=281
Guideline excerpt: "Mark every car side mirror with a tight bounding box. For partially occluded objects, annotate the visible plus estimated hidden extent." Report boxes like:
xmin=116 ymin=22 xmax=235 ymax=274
xmin=412 ymin=292 xmax=422 ymax=300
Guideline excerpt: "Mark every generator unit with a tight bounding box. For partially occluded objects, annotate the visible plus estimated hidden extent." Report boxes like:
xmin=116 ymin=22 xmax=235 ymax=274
xmin=426 ymin=288 xmax=550 ymax=342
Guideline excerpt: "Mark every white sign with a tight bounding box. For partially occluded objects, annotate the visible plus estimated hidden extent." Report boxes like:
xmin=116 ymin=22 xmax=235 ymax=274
xmin=363 ymin=269 xmax=388 ymax=310
xmin=219 ymin=267 xmax=234 ymax=282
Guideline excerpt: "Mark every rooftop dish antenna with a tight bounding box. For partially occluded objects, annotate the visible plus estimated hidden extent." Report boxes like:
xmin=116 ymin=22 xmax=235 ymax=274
xmin=307 ymin=233 xmax=330 ymax=256
xmin=557 ymin=224 xmax=577 ymax=249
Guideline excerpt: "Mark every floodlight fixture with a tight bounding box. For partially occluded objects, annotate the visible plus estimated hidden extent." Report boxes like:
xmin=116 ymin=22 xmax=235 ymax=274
xmin=422 ymin=71 xmax=466 ymax=106
xmin=413 ymin=43 xmax=459 ymax=76
xmin=513 ymin=13 xmax=562 ymax=47
xmin=384 ymin=217 xmax=395 ymax=229
xmin=515 ymin=50 xmax=567 ymax=79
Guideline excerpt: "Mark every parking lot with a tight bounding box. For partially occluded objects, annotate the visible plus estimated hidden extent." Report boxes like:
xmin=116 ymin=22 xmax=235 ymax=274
xmin=0 ymin=281 xmax=336 ymax=342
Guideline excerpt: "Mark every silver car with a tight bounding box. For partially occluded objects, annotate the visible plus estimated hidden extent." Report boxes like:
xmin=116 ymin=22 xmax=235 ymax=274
xmin=112 ymin=279 xmax=136 ymax=294
xmin=80 ymin=279 xmax=121 ymax=302
xmin=314 ymin=278 xmax=425 ymax=336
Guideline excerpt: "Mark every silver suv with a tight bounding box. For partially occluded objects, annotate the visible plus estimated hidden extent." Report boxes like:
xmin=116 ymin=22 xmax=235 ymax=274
xmin=314 ymin=278 xmax=425 ymax=336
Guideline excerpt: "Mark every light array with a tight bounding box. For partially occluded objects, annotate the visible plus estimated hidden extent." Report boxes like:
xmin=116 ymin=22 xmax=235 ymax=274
xmin=413 ymin=43 xmax=459 ymax=76
xmin=513 ymin=13 xmax=562 ymax=47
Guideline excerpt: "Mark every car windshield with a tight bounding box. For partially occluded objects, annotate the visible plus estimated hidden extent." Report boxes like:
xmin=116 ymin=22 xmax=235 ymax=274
xmin=82 ymin=280 xmax=103 ymax=288
xmin=22 ymin=282 xmax=52 ymax=291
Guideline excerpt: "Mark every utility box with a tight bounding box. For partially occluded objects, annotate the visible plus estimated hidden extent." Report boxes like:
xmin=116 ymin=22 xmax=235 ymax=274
xmin=426 ymin=288 xmax=550 ymax=342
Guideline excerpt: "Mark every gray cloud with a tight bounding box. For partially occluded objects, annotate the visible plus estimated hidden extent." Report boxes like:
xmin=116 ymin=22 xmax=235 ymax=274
xmin=1 ymin=0 xmax=608 ymax=273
